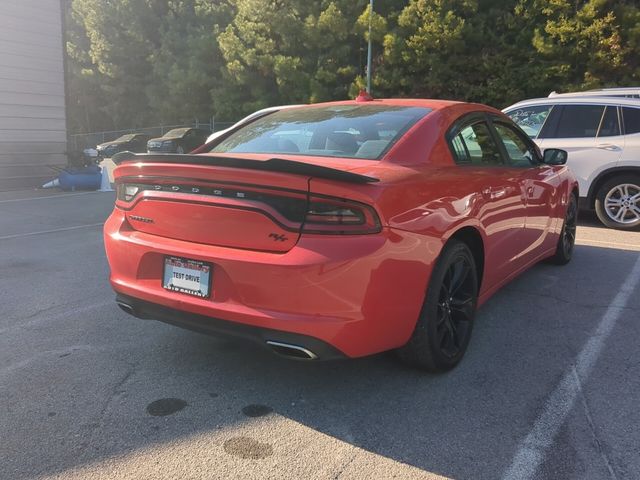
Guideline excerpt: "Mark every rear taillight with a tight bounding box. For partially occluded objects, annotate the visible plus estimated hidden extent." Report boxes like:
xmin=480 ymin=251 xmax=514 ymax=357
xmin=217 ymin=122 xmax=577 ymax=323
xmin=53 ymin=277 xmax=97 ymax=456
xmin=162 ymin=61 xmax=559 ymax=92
xmin=115 ymin=180 xmax=381 ymax=235
xmin=116 ymin=183 xmax=143 ymax=202
xmin=302 ymin=197 xmax=381 ymax=234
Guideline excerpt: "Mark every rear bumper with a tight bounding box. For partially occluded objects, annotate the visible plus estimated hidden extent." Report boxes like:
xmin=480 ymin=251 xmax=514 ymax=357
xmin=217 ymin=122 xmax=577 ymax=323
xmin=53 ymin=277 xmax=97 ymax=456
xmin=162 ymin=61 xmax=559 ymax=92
xmin=104 ymin=209 xmax=439 ymax=358
xmin=115 ymin=293 xmax=345 ymax=360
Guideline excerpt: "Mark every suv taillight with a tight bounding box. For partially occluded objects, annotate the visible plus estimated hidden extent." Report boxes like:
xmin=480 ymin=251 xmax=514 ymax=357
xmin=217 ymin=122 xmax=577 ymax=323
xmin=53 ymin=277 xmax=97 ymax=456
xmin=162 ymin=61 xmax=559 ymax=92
xmin=302 ymin=197 xmax=381 ymax=234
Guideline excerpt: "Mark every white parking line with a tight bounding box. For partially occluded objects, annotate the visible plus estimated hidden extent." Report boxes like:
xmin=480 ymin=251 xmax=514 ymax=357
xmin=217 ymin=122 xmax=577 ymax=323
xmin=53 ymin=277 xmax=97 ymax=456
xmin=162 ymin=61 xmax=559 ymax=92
xmin=0 ymin=191 xmax=111 ymax=204
xmin=0 ymin=223 xmax=104 ymax=241
xmin=502 ymin=254 xmax=640 ymax=480
xmin=576 ymin=238 xmax=640 ymax=252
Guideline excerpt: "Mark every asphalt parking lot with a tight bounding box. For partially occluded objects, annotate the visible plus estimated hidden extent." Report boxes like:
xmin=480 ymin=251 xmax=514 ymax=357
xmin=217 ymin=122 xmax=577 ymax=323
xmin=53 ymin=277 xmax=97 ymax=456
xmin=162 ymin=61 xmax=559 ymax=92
xmin=1 ymin=190 xmax=639 ymax=480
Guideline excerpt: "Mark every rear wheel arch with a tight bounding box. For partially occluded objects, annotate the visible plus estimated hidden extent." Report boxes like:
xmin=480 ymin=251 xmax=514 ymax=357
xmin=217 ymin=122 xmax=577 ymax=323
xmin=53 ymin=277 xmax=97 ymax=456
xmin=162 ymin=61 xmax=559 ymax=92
xmin=446 ymin=226 xmax=485 ymax=291
xmin=587 ymin=167 xmax=640 ymax=208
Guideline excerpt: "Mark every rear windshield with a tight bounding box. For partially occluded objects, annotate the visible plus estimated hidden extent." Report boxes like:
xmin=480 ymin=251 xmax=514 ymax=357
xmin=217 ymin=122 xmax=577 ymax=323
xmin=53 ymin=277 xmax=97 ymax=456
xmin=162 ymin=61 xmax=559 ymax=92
xmin=209 ymin=105 xmax=431 ymax=160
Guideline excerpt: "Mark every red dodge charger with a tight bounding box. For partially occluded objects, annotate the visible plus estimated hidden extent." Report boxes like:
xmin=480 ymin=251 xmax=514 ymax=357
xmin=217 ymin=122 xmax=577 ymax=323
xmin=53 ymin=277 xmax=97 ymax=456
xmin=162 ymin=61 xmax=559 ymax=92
xmin=104 ymin=97 xmax=577 ymax=372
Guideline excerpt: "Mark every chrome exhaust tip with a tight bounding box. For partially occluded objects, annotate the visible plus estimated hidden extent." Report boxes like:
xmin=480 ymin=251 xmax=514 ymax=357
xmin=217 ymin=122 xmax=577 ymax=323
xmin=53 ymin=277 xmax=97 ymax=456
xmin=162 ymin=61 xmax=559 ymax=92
xmin=266 ymin=340 xmax=318 ymax=360
xmin=116 ymin=301 xmax=135 ymax=316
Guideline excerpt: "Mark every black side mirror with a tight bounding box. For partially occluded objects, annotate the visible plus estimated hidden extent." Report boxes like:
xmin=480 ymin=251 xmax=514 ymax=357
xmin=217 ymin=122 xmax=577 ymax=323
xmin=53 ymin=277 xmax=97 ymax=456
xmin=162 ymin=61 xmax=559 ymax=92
xmin=542 ymin=148 xmax=568 ymax=165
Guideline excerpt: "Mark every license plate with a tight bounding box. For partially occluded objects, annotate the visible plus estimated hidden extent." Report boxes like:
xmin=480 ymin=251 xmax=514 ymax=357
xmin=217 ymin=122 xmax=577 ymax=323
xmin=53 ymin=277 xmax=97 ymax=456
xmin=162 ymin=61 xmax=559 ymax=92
xmin=162 ymin=256 xmax=212 ymax=298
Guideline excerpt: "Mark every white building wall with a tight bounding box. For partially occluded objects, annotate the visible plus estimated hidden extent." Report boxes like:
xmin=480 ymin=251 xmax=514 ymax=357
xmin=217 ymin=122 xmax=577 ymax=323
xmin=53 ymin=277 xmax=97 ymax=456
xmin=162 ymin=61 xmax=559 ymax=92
xmin=0 ymin=0 xmax=67 ymax=190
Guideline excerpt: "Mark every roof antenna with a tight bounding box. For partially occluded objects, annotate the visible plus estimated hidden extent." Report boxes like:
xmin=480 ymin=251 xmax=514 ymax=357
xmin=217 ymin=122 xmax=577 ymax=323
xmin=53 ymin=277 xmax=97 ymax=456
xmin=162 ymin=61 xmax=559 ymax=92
xmin=356 ymin=89 xmax=374 ymax=102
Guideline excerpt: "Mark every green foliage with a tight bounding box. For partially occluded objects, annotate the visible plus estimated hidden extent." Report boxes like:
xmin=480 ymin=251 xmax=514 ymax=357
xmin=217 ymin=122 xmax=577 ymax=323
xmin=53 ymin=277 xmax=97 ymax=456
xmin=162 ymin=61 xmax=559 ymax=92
xmin=67 ymin=0 xmax=640 ymax=133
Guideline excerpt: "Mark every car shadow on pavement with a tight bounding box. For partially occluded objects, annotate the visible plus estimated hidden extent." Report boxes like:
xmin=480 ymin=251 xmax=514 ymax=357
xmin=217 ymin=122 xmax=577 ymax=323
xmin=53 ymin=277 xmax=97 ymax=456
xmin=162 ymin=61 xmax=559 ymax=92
xmin=3 ymin=245 xmax=639 ymax=480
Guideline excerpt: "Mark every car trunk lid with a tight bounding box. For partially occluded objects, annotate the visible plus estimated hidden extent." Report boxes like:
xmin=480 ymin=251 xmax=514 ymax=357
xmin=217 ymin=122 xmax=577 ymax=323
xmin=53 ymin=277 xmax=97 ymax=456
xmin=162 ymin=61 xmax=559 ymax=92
xmin=113 ymin=153 xmax=379 ymax=253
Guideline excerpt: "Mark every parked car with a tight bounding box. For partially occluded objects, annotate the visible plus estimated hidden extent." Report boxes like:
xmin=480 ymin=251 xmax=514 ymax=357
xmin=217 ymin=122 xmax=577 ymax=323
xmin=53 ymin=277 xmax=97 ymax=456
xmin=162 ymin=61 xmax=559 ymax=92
xmin=146 ymin=128 xmax=210 ymax=154
xmin=504 ymin=96 xmax=640 ymax=229
xmin=96 ymin=133 xmax=150 ymax=158
xmin=106 ymin=98 xmax=576 ymax=372
xmin=548 ymin=87 xmax=640 ymax=99
xmin=202 ymin=105 xmax=301 ymax=145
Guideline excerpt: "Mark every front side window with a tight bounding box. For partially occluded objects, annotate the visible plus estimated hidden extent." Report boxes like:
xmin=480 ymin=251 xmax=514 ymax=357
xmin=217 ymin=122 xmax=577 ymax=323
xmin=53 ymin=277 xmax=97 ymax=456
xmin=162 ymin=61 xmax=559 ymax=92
xmin=550 ymin=105 xmax=605 ymax=138
xmin=450 ymin=122 xmax=503 ymax=166
xmin=493 ymin=123 xmax=538 ymax=167
xmin=210 ymin=105 xmax=431 ymax=160
xmin=505 ymin=105 xmax=553 ymax=139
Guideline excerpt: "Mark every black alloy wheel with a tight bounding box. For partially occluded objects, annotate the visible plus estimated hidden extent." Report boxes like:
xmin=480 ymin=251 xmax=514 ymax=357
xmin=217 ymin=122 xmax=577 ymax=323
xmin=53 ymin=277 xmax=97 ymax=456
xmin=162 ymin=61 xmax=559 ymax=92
xmin=398 ymin=240 xmax=478 ymax=372
xmin=436 ymin=255 xmax=476 ymax=358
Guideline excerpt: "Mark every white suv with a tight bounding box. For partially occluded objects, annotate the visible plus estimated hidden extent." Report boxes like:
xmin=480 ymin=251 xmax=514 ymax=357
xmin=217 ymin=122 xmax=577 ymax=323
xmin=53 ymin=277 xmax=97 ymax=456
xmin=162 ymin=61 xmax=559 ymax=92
xmin=504 ymin=96 xmax=640 ymax=229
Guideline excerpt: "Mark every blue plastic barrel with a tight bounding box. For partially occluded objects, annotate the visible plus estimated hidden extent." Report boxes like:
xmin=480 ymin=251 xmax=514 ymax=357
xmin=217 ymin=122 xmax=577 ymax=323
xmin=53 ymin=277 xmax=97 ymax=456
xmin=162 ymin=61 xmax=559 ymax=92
xmin=58 ymin=166 xmax=102 ymax=191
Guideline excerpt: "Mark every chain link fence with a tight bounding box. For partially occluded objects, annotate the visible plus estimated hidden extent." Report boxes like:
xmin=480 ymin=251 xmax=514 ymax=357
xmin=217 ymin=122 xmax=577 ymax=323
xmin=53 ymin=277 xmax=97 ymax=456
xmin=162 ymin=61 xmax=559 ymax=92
xmin=69 ymin=119 xmax=235 ymax=151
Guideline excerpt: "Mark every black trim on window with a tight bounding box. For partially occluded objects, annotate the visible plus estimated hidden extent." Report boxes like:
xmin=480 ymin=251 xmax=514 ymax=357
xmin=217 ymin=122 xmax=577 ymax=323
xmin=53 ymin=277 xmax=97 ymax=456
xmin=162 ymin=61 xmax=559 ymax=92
xmin=538 ymin=105 xmax=562 ymax=139
xmin=446 ymin=112 xmax=547 ymax=169
xmin=487 ymin=116 xmax=543 ymax=167
xmin=595 ymin=106 xmax=621 ymax=138
xmin=621 ymin=106 xmax=640 ymax=135
xmin=445 ymin=112 xmax=507 ymax=166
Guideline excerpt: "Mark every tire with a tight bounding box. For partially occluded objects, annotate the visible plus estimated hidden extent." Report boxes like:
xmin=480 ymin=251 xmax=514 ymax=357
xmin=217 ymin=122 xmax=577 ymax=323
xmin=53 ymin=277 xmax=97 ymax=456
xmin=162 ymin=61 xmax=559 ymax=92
xmin=550 ymin=193 xmax=578 ymax=265
xmin=175 ymin=145 xmax=185 ymax=154
xmin=594 ymin=174 xmax=640 ymax=230
xmin=397 ymin=240 xmax=478 ymax=373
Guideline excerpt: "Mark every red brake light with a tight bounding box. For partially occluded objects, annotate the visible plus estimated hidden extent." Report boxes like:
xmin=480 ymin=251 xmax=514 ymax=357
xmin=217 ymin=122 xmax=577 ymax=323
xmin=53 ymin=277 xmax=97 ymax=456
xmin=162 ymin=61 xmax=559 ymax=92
xmin=302 ymin=197 xmax=381 ymax=234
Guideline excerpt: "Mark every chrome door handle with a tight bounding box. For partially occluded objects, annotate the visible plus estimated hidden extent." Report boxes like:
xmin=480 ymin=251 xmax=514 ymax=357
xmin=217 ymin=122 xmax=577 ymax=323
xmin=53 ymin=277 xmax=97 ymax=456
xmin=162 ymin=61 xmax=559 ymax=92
xmin=597 ymin=144 xmax=620 ymax=151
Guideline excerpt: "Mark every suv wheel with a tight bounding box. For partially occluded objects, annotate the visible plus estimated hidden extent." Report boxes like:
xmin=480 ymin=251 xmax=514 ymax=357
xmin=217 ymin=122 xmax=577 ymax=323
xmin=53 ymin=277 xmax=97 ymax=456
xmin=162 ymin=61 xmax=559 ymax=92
xmin=595 ymin=174 xmax=640 ymax=230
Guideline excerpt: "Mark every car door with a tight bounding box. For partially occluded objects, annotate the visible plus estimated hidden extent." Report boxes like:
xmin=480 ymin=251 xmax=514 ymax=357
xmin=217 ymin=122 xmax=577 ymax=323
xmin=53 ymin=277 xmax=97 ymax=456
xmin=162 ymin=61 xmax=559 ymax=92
xmin=491 ymin=119 xmax=562 ymax=261
xmin=448 ymin=117 xmax=527 ymax=287
xmin=536 ymin=104 xmax=624 ymax=196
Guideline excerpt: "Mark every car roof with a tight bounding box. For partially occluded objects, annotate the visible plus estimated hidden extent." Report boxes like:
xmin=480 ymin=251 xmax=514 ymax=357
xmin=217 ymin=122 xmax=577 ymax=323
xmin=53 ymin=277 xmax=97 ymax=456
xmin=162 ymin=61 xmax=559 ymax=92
xmin=296 ymin=98 xmax=466 ymax=111
xmin=205 ymin=99 xmax=489 ymax=144
xmin=549 ymin=87 xmax=640 ymax=98
xmin=504 ymin=95 xmax=640 ymax=111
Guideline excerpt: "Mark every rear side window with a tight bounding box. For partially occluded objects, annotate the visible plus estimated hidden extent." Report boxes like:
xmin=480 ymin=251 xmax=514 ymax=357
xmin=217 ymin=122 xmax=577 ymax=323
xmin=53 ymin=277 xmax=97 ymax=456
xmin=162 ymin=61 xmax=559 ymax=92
xmin=622 ymin=107 xmax=640 ymax=134
xmin=450 ymin=122 xmax=503 ymax=166
xmin=598 ymin=106 xmax=620 ymax=137
xmin=505 ymin=105 xmax=552 ymax=139
xmin=549 ymin=105 xmax=604 ymax=138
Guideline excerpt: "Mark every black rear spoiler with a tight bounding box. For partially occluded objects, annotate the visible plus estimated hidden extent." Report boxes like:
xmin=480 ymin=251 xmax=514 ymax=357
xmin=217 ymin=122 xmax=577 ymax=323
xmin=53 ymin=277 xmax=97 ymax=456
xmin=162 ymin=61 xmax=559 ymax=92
xmin=112 ymin=151 xmax=379 ymax=184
